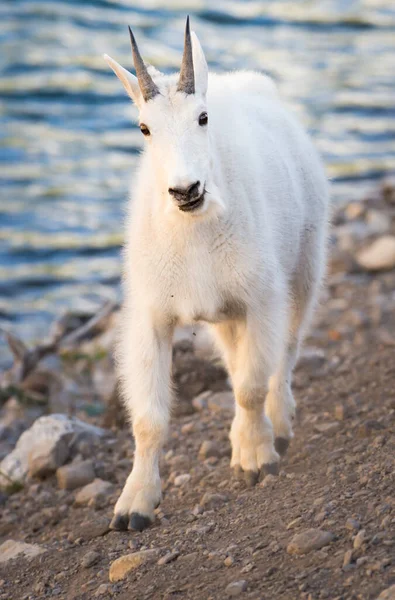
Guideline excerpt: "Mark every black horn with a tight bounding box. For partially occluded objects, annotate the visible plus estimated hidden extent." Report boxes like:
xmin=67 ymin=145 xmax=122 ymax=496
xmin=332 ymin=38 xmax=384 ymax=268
xmin=177 ymin=16 xmax=195 ymax=95
xmin=128 ymin=26 xmax=160 ymax=102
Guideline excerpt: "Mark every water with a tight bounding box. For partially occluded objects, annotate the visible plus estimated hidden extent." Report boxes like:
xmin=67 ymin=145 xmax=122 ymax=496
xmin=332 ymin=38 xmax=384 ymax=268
xmin=1 ymin=0 xmax=395 ymax=366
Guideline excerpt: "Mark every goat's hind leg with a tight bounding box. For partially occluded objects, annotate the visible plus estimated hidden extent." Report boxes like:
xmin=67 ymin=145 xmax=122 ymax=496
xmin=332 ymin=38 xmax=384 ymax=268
xmin=212 ymin=315 xmax=282 ymax=487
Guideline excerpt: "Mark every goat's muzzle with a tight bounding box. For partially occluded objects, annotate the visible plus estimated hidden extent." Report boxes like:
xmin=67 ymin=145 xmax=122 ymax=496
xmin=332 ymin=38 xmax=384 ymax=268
xmin=168 ymin=181 xmax=205 ymax=212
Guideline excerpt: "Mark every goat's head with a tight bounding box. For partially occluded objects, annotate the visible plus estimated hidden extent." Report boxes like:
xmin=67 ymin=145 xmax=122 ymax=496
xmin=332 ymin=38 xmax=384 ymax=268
xmin=105 ymin=18 xmax=219 ymax=217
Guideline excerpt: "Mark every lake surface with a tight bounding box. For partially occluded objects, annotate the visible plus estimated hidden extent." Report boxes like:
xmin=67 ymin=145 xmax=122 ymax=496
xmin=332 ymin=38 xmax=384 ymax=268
xmin=1 ymin=0 xmax=395 ymax=366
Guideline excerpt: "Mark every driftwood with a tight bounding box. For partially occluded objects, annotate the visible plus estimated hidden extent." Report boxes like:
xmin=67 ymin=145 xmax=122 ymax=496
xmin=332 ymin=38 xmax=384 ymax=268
xmin=1 ymin=301 xmax=119 ymax=386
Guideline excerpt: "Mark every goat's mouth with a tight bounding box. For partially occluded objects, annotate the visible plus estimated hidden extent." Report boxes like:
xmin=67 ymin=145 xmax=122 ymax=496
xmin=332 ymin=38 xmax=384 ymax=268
xmin=178 ymin=192 xmax=206 ymax=213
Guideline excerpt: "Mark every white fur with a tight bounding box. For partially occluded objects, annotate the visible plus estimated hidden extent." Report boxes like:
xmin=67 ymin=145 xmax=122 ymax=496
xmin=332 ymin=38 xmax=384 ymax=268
xmin=104 ymin=30 xmax=329 ymax=526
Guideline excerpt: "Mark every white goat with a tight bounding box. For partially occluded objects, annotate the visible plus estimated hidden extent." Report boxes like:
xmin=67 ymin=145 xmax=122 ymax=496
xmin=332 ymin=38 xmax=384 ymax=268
xmin=104 ymin=17 xmax=329 ymax=531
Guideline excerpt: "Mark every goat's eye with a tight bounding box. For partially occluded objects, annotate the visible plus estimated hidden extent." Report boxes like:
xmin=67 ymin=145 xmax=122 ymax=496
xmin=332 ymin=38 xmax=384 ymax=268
xmin=198 ymin=112 xmax=208 ymax=126
xmin=140 ymin=124 xmax=150 ymax=136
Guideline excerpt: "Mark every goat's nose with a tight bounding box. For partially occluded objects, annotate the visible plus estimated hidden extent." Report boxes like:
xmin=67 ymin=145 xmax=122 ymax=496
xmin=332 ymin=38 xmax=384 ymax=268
xmin=168 ymin=180 xmax=200 ymax=199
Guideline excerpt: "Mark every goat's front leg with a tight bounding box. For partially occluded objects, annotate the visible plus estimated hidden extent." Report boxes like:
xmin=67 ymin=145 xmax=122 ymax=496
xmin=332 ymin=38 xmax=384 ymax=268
xmin=110 ymin=308 xmax=173 ymax=532
xmin=213 ymin=310 xmax=284 ymax=487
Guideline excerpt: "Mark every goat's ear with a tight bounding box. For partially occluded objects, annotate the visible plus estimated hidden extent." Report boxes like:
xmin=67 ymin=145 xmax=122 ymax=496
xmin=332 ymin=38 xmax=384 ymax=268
xmin=103 ymin=54 xmax=142 ymax=106
xmin=191 ymin=32 xmax=208 ymax=96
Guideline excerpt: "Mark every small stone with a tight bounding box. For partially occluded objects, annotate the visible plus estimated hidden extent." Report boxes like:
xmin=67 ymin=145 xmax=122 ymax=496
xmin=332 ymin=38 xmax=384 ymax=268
xmin=376 ymin=584 xmax=395 ymax=599
xmin=75 ymin=478 xmax=114 ymax=507
xmin=297 ymin=347 xmax=326 ymax=372
xmin=109 ymin=550 xmax=158 ymax=582
xmin=174 ymin=473 xmax=191 ymax=486
xmin=357 ymin=236 xmax=395 ymax=271
xmin=0 ymin=540 xmax=46 ymax=563
xmin=198 ymin=440 xmax=221 ymax=460
xmin=200 ymin=492 xmax=227 ymax=509
xmin=353 ymin=529 xmax=366 ymax=549
xmin=57 ymin=460 xmax=95 ymax=490
xmin=225 ymin=580 xmax=247 ymax=596
xmin=78 ymin=516 xmax=109 ymax=541
xmin=157 ymin=551 xmax=179 ymax=565
xmin=192 ymin=391 xmax=211 ymax=412
xmin=81 ymin=550 xmax=100 ymax=568
xmin=334 ymin=404 xmax=346 ymax=420
xmin=95 ymin=583 xmax=111 ymax=597
xmin=314 ymin=422 xmax=338 ymax=433
xmin=343 ymin=549 xmax=353 ymax=567
xmin=207 ymin=391 xmax=234 ymax=413
xmin=259 ymin=473 xmax=277 ymax=487
xmin=346 ymin=518 xmax=361 ymax=532
xmin=224 ymin=556 xmax=235 ymax=567
xmin=287 ymin=529 xmax=334 ymax=555
xmin=286 ymin=517 xmax=303 ymax=530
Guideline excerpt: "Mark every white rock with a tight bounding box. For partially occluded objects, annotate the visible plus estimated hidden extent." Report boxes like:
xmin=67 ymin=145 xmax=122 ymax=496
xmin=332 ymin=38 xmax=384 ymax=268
xmin=377 ymin=584 xmax=395 ymax=600
xmin=0 ymin=540 xmax=46 ymax=563
xmin=0 ymin=415 xmax=107 ymax=488
xmin=174 ymin=473 xmax=191 ymax=486
xmin=28 ymin=437 xmax=69 ymax=479
xmin=287 ymin=529 xmax=334 ymax=555
xmin=357 ymin=236 xmax=395 ymax=272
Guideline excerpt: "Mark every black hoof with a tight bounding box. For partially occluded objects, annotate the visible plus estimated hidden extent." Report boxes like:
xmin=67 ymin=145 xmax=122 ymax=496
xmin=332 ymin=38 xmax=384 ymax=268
xmin=244 ymin=470 xmax=259 ymax=488
xmin=260 ymin=462 xmax=279 ymax=480
xmin=129 ymin=512 xmax=152 ymax=532
xmin=110 ymin=513 xmax=129 ymax=531
xmin=275 ymin=437 xmax=290 ymax=457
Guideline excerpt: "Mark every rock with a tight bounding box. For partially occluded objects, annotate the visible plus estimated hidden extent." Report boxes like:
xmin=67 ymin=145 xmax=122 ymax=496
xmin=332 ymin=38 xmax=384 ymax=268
xmin=225 ymin=580 xmax=247 ymax=596
xmin=207 ymin=391 xmax=234 ymax=413
xmin=0 ymin=415 xmax=106 ymax=488
xmin=224 ymin=556 xmax=235 ymax=567
xmin=109 ymin=550 xmax=158 ymax=582
xmin=343 ymin=549 xmax=354 ymax=567
xmin=0 ymin=540 xmax=46 ymax=563
xmin=346 ymin=518 xmax=361 ymax=531
xmin=334 ymin=404 xmax=346 ymax=420
xmin=198 ymin=440 xmax=221 ymax=460
xmin=157 ymin=551 xmax=179 ymax=565
xmin=57 ymin=460 xmax=95 ymax=490
xmin=174 ymin=473 xmax=191 ymax=486
xmin=297 ymin=347 xmax=326 ymax=372
xmin=357 ymin=236 xmax=395 ymax=271
xmin=376 ymin=585 xmax=395 ymax=600
xmin=200 ymin=492 xmax=228 ymax=509
xmin=365 ymin=209 xmax=391 ymax=235
xmin=75 ymin=478 xmax=113 ymax=507
xmin=287 ymin=529 xmax=334 ymax=555
xmin=95 ymin=584 xmax=112 ymax=597
xmin=28 ymin=437 xmax=70 ymax=479
xmin=192 ymin=391 xmax=211 ymax=412
xmin=286 ymin=517 xmax=303 ymax=530
xmin=81 ymin=550 xmax=100 ymax=568
xmin=353 ymin=529 xmax=366 ymax=549
xmin=78 ymin=516 xmax=109 ymax=541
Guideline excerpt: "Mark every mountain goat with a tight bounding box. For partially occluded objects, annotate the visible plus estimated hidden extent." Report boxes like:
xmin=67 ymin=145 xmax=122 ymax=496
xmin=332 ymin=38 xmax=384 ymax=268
xmin=104 ymin=17 xmax=329 ymax=531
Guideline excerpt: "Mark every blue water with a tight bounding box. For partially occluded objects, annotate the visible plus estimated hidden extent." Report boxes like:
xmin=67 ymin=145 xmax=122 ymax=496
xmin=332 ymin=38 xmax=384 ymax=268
xmin=1 ymin=0 xmax=395 ymax=366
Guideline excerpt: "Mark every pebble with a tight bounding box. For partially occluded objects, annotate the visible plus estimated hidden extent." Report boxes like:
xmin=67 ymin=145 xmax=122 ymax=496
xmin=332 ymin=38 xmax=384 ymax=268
xmin=57 ymin=460 xmax=95 ymax=490
xmin=81 ymin=550 xmax=100 ymax=568
xmin=200 ymin=492 xmax=228 ymax=509
xmin=287 ymin=529 xmax=334 ymax=555
xmin=77 ymin=516 xmax=109 ymax=541
xmin=174 ymin=473 xmax=191 ymax=486
xmin=286 ymin=517 xmax=303 ymax=530
xmin=94 ymin=583 xmax=112 ymax=597
xmin=346 ymin=518 xmax=361 ymax=531
xmin=0 ymin=540 xmax=46 ymax=563
xmin=357 ymin=236 xmax=395 ymax=271
xmin=376 ymin=584 xmax=395 ymax=599
xmin=157 ymin=551 xmax=179 ymax=565
xmin=207 ymin=391 xmax=234 ymax=413
xmin=353 ymin=529 xmax=367 ymax=549
xmin=343 ymin=549 xmax=354 ymax=567
xmin=225 ymin=580 xmax=247 ymax=596
xmin=198 ymin=440 xmax=221 ymax=460
xmin=74 ymin=478 xmax=114 ymax=507
xmin=224 ymin=556 xmax=235 ymax=567
xmin=192 ymin=391 xmax=211 ymax=412
xmin=109 ymin=550 xmax=158 ymax=582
